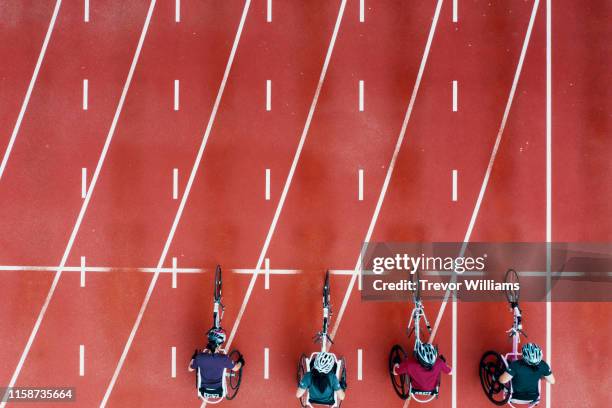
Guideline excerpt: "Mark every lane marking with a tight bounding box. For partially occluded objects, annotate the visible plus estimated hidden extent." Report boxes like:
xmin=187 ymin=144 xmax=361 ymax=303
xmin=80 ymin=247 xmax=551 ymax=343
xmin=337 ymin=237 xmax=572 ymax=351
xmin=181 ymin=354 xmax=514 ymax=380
xmin=358 ymin=169 xmax=364 ymax=201
xmin=267 ymin=0 xmax=272 ymax=23
xmin=359 ymin=0 xmax=365 ymax=23
xmin=265 ymin=168 xmax=271 ymax=200
xmin=0 ymin=2 xmax=157 ymax=406
xmin=173 ymin=168 xmax=178 ymax=200
xmin=83 ymin=79 xmax=88 ymax=110
xmin=357 ymin=349 xmax=363 ymax=380
xmin=264 ymin=258 xmax=270 ymax=290
xmin=172 ymin=257 xmax=178 ymax=289
xmin=171 ymin=346 xmax=177 ymax=378
xmin=546 ymin=0 xmax=552 ymax=406
xmin=84 ymin=0 xmax=89 ymax=22
xmin=81 ymin=168 xmax=87 ymax=198
xmin=266 ymin=80 xmax=272 ymax=111
xmin=0 ymin=0 xmax=62 ymax=182
xmin=225 ymin=0 xmax=348 ymax=351
xmin=174 ymin=79 xmax=179 ymax=111
xmin=330 ymin=0 xmax=444 ymax=340
xmin=80 ymin=256 xmax=86 ymax=287
xmin=232 ymin=268 xmax=299 ymax=275
xmin=79 ymin=345 xmax=85 ymax=376
xmin=175 ymin=0 xmax=180 ymax=23
xmin=264 ymin=348 xmax=269 ymax=379
xmin=452 ymin=169 xmax=458 ymax=201
xmin=452 ymin=80 xmax=458 ymax=112
xmin=453 ymin=0 xmax=458 ymax=23
xmin=359 ymin=80 xmax=364 ymax=112
xmin=101 ymin=3 xmax=253 ymax=405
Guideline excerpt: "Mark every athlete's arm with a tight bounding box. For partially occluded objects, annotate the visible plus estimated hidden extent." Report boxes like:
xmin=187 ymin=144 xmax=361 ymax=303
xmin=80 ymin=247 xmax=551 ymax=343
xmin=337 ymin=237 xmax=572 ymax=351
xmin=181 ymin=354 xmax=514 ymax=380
xmin=544 ymin=373 xmax=555 ymax=384
xmin=296 ymin=387 xmax=307 ymax=398
xmin=499 ymin=372 xmax=513 ymax=384
xmin=336 ymin=389 xmax=346 ymax=400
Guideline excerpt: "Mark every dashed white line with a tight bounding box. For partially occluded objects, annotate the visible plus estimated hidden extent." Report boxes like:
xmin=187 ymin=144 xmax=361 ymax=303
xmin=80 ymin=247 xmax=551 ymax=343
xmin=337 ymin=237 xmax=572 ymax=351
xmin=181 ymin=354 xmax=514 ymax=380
xmin=0 ymin=0 xmax=62 ymax=182
xmin=453 ymin=0 xmax=458 ymax=23
xmin=101 ymin=2 xmax=253 ymax=405
xmin=79 ymin=345 xmax=85 ymax=376
xmin=359 ymin=0 xmax=365 ymax=23
xmin=330 ymin=0 xmax=444 ymax=341
xmin=83 ymin=79 xmax=88 ymax=110
xmin=171 ymin=346 xmax=177 ymax=378
xmin=174 ymin=79 xmax=180 ymax=111
xmin=175 ymin=0 xmax=180 ymax=23
xmin=84 ymin=0 xmax=89 ymax=22
xmin=80 ymin=256 xmax=86 ymax=287
xmin=359 ymin=80 xmax=364 ymax=112
xmin=267 ymin=0 xmax=272 ymax=23
xmin=358 ymin=169 xmax=364 ymax=201
xmin=452 ymin=80 xmax=458 ymax=112
xmin=173 ymin=168 xmax=178 ymax=200
xmin=81 ymin=168 xmax=87 ymax=198
xmin=265 ymin=168 xmax=271 ymax=200
xmin=264 ymin=348 xmax=269 ymax=379
xmin=172 ymin=257 xmax=178 ymax=289
xmin=357 ymin=349 xmax=363 ymax=380
xmin=264 ymin=258 xmax=270 ymax=290
xmin=266 ymin=80 xmax=272 ymax=111
xmin=225 ymin=0 xmax=349 ymax=351
xmin=452 ymin=169 xmax=458 ymax=201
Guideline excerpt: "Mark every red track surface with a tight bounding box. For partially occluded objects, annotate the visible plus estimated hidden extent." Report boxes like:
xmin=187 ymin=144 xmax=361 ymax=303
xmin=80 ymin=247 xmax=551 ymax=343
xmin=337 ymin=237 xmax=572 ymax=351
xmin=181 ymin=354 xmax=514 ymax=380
xmin=0 ymin=1 xmax=610 ymax=407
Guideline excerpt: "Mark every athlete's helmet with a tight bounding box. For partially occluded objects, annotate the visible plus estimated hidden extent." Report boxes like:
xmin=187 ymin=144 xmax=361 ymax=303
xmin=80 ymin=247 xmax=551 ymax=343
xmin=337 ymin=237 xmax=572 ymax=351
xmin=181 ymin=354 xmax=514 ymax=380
xmin=313 ymin=352 xmax=335 ymax=374
xmin=521 ymin=343 xmax=543 ymax=366
xmin=207 ymin=328 xmax=227 ymax=346
xmin=414 ymin=342 xmax=438 ymax=369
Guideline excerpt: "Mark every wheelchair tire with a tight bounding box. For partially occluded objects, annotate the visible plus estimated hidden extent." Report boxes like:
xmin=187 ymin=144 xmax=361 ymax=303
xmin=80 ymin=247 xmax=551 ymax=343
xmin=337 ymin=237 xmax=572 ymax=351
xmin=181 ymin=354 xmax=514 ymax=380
xmin=225 ymin=350 xmax=243 ymax=400
xmin=388 ymin=344 xmax=409 ymax=400
xmin=338 ymin=357 xmax=347 ymax=407
xmin=479 ymin=350 xmax=510 ymax=406
xmin=297 ymin=354 xmax=308 ymax=407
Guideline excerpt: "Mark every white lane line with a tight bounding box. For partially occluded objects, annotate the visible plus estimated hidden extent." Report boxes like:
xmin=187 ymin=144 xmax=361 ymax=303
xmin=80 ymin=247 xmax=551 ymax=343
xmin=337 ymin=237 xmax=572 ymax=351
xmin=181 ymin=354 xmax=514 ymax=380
xmin=358 ymin=169 xmax=364 ymax=201
xmin=359 ymin=0 xmax=365 ymax=23
xmin=171 ymin=346 xmax=177 ymax=378
xmin=0 ymin=0 xmax=62 ymax=182
xmin=359 ymin=80 xmax=364 ymax=111
xmin=101 ymin=2 xmax=252 ymax=405
xmin=0 ymin=2 xmax=156 ymax=406
xmin=174 ymin=79 xmax=180 ymax=111
xmin=175 ymin=0 xmax=180 ymax=23
xmin=264 ymin=348 xmax=269 ymax=379
xmin=546 ymin=0 xmax=552 ymax=406
xmin=173 ymin=168 xmax=179 ymax=200
xmin=266 ymin=80 xmax=272 ymax=111
xmin=172 ymin=257 xmax=178 ymax=289
xmin=232 ymin=268 xmax=300 ymax=275
xmin=264 ymin=258 xmax=270 ymax=290
xmin=265 ymin=169 xmax=271 ymax=200
xmin=83 ymin=79 xmax=88 ymax=110
xmin=0 ymin=265 xmax=210 ymax=273
xmin=452 ymin=80 xmax=458 ymax=112
xmin=453 ymin=0 xmax=458 ymax=23
xmin=430 ymin=0 xmax=542 ymax=343
xmin=84 ymin=0 xmax=89 ymax=22
xmin=330 ymin=0 xmax=444 ymax=341
xmin=81 ymin=168 xmax=87 ymax=198
xmin=267 ymin=0 xmax=272 ymax=23
xmin=357 ymin=349 xmax=363 ymax=380
xmin=225 ymin=0 xmax=348 ymax=351
xmin=452 ymin=169 xmax=458 ymax=201
xmin=79 ymin=345 xmax=85 ymax=376
xmin=80 ymin=256 xmax=86 ymax=287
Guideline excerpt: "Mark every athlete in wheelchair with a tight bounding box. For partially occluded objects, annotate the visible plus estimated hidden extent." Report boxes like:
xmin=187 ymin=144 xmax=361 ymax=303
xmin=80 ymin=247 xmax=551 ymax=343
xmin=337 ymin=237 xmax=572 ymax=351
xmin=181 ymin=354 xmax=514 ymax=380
xmin=392 ymin=341 xmax=452 ymax=401
xmin=296 ymin=352 xmax=346 ymax=407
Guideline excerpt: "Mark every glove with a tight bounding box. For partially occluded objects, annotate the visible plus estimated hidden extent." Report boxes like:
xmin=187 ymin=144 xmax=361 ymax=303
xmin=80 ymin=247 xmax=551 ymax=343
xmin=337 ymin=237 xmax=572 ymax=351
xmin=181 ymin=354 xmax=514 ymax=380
xmin=340 ymin=378 xmax=347 ymax=390
xmin=237 ymin=355 xmax=245 ymax=367
xmin=439 ymin=354 xmax=446 ymax=363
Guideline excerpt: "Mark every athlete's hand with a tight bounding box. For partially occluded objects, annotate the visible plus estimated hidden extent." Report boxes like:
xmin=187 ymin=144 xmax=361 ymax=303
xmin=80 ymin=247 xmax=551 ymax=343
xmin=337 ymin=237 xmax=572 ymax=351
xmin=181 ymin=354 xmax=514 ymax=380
xmin=237 ymin=355 xmax=245 ymax=367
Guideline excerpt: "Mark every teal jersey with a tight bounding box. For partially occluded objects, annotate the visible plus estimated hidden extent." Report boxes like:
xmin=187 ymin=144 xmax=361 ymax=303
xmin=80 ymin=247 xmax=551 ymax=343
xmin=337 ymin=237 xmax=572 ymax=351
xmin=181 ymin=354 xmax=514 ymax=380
xmin=299 ymin=372 xmax=341 ymax=403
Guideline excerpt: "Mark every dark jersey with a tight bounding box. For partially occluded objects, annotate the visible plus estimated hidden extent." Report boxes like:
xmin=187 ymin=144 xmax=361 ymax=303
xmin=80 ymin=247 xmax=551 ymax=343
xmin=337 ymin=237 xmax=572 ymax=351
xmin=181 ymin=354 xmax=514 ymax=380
xmin=507 ymin=359 xmax=552 ymax=400
xmin=191 ymin=352 xmax=235 ymax=389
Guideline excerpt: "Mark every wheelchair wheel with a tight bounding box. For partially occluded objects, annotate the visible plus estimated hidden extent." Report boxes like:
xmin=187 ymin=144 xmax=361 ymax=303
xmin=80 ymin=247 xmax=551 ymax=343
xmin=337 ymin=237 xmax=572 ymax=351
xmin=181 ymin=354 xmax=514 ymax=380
xmin=225 ymin=350 xmax=243 ymax=400
xmin=338 ymin=357 xmax=347 ymax=407
xmin=388 ymin=344 xmax=409 ymax=400
xmin=479 ymin=351 xmax=510 ymax=406
xmin=504 ymin=268 xmax=520 ymax=304
xmin=297 ymin=354 xmax=308 ymax=407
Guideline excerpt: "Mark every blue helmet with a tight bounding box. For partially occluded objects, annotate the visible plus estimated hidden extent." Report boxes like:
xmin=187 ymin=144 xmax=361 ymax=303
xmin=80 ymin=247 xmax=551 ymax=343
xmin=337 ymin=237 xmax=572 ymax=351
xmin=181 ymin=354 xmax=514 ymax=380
xmin=522 ymin=343 xmax=543 ymax=366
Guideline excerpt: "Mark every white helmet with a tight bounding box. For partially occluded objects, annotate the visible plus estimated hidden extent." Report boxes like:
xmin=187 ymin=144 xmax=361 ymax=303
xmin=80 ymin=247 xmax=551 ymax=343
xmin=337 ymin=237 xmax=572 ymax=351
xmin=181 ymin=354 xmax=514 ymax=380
xmin=313 ymin=352 xmax=335 ymax=374
xmin=415 ymin=341 xmax=438 ymax=369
